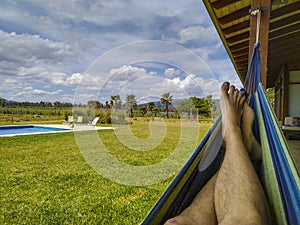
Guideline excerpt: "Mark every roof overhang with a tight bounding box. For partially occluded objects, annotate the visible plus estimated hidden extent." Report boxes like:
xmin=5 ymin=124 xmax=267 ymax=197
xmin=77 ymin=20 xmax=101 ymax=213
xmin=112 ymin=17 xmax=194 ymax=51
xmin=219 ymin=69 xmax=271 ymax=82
xmin=203 ymin=0 xmax=300 ymax=88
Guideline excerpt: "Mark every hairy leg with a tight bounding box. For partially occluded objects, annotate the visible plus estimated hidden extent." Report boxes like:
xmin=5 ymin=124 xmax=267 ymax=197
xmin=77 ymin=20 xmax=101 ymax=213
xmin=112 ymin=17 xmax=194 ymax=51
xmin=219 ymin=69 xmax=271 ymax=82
xmin=214 ymin=82 xmax=271 ymax=225
xmin=164 ymin=174 xmax=217 ymax=225
xmin=241 ymin=102 xmax=262 ymax=171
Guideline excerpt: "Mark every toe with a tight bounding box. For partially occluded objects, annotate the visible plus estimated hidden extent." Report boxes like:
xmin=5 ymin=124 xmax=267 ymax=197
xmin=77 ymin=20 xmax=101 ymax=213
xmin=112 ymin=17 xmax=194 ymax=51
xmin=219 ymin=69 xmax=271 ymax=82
xmin=221 ymin=82 xmax=230 ymax=94
xmin=238 ymin=91 xmax=246 ymax=105
xmin=229 ymin=85 xmax=235 ymax=95
xmin=240 ymin=95 xmax=247 ymax=106
xmin=233 ymin=88 xmax=239 ymax=99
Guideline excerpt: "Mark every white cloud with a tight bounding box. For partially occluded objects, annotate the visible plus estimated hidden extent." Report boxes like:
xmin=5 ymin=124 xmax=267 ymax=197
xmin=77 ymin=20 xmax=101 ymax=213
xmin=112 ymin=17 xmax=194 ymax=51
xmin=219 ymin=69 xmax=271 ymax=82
xmin=109 ymin=65 xmax=149 ymax=78
xmin=15 ymin=87 xmax=62 ymax=97
xmin=0 ymin=30 xmax=75 ymax=87
xmin=176 ymin=25 xmax=219 ymax=45
xmin=0 ymin=30 xmax=73 ymax=63
xmin=164 ymin=68 xmax=178 ymax=77
xmin=0 ymin=76 xmax=65 ymax=102
xmin=74 ymin=65 xmax=159 ymax=103
xmin=160 ymin=74 xmax=222 ymax=99
xmin=65 ymin=73 xmax=84 ymax=86
xmin=0 ymin=0 xmax=239 ymax=103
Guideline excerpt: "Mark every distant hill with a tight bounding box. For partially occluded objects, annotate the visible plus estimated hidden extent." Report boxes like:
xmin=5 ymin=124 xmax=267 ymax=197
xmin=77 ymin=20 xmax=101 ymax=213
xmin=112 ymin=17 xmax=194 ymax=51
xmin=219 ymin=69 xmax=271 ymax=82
xmin=138 ymin=98 xmax=220 ymax=110
xmin=0 ymin=97 xmax=8 ymax=104
xmin=0 ymin=97 xmax=18 ymax=105
xmin=138 ymin=101 xmax=176 ymax=109
xmin=0 ymin=97 xmax=18 ymax=103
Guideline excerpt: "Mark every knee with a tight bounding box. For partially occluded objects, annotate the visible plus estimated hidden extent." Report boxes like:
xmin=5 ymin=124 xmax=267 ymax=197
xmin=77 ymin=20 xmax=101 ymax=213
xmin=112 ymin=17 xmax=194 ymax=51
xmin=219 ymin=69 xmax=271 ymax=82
xmin=164 ymin=218 xmax=177 ymax=224
xmin=164 ymin=218 xmax=180 ymax=225
xmin=163 ymin=216 xmax=193 ymax=225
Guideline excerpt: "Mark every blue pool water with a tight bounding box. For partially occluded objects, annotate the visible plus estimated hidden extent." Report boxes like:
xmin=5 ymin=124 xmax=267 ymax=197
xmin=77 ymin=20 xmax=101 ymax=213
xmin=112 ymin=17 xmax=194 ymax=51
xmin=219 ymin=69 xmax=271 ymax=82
xmin=0 ymin=125 xmax=70 ymax=136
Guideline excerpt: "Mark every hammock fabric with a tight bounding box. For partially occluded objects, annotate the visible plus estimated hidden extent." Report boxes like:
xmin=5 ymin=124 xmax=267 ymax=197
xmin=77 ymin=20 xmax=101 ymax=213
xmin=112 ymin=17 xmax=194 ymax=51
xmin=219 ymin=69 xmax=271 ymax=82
xmin=245 ymin=43 xmax=300 ymax=225
xmin=141 ymin=43 xmax=300 ymax=225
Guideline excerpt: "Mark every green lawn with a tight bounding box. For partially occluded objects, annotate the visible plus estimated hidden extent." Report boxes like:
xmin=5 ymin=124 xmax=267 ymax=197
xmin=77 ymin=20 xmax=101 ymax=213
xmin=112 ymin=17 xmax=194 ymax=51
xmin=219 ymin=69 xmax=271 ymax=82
xmin=0 ymin=120 xmax=211 ymax=224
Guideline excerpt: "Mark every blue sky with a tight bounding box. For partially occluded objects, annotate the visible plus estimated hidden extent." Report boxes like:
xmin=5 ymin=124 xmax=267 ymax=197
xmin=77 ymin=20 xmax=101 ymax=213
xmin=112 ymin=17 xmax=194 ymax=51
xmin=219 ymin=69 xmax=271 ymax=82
xmin=0 ymin=0 xmax=241 ymax=104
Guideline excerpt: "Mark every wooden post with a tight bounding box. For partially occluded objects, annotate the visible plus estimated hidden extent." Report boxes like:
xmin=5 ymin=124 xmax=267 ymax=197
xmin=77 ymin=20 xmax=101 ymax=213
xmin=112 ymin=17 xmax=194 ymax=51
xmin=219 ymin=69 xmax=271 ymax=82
xmin=283 ymin=64 xmax=289 ymax=118
xmin=249 ymin=0 xmax=271 ymax=88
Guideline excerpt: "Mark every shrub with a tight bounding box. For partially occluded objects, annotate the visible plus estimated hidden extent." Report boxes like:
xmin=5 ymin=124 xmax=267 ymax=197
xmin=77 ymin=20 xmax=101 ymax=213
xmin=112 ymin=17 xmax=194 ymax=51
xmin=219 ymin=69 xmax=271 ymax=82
xmin=97 ymin=109 xmax=112 ymax=124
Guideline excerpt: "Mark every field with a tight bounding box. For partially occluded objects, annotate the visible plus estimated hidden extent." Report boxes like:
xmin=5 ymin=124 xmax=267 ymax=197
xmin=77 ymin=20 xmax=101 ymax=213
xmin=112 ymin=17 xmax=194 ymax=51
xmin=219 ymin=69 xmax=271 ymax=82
xmin=0 ymin=118 xmax=212 ymax=224
xmin=0 ymin=107 xmax=70 ymax=125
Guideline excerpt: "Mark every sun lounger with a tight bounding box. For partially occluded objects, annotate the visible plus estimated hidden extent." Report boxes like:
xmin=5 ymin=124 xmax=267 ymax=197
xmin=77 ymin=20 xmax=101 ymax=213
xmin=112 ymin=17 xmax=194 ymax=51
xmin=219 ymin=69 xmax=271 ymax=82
xmin=76 ymin=116 xmax=83 ymax=123
xmin=88 ymin=117 xmax=99 ymax=126
xmin=63 ymin=116 xmax=74 ymax=124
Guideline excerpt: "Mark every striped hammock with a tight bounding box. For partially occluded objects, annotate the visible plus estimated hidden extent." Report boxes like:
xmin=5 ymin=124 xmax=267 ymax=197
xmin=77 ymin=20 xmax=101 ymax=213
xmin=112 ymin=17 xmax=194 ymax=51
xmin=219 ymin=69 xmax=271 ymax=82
xmin=141 ymin=43 xmax=300 ymax=225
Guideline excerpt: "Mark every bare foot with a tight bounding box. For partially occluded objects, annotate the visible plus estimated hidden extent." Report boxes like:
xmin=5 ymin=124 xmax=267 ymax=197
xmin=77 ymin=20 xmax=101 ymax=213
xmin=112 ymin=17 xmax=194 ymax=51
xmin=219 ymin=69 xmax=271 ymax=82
xmin=241 ymin=102 xmax=262 ymax=164
xmin=220 ymin=82 xmax=246 ymax=140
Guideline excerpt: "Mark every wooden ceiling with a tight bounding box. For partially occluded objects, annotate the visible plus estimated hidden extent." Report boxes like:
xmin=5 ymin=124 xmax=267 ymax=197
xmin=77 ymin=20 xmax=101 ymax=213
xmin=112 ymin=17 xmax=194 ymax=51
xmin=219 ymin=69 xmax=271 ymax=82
xmin=203 ymin=0 xmax=300 ymax=88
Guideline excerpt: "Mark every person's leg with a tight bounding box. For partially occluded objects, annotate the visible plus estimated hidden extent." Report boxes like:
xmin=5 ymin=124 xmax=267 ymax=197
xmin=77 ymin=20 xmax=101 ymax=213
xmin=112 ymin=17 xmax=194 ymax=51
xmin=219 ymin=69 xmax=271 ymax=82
xmin=214 ymin=82 xmax=271 ymax=225
xmin=241 ymin=102 xmax=262 ymax=172
xmin=164 ymin=174 xmax=217 ymax=225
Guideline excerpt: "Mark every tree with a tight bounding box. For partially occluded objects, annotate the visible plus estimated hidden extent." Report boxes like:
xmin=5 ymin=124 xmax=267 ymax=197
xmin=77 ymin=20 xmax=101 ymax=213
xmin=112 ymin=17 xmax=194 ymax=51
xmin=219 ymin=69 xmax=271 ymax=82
xmin=110 ymin=95 xmax=122 ymax=111
xmin=45 ymin=102 xmax=53 ymax=107
xmin=153 ymin=107 xmax=160 ymax=117
xmin=161 ymin=92 xmax=172 ymax=118
xmin=39 ymin=101 xmax=45 ymax=107
xmin=190 ymin=97 xmax=210 ymax=117
xmin=87 ymin=100 xmax=102 ymax=109
xmin=206 ymin=95 xmax=216 ymax=118
xmin=147 ymin=102 xmax=155 ymax=119
xmin=177 ymin=98 xmax=195 ymax=114
xmin=138 ymin=106 xmax=147 ymax=117
xmin=0 ymin=98 xmax=6 ymax=107
xmin=126 ymin=94 xmax=137 ymax=118
xmin=53 ymin=101 xmax=62 ymax=108
xmin=105 ymin=101 xmax=110 ymax=108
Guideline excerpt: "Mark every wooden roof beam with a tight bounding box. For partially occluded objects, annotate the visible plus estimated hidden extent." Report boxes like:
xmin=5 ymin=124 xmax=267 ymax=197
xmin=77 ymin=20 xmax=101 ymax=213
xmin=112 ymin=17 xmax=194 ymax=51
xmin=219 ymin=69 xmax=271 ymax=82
xmin=227 ymin=31 xmax=250 ymax=44
xmin=229 ymin=41 xmax=249 ymax=51
xmin=268 ymin=50 xmax=300 ymax=61
xmin=271 ymin=1 xmax=300 ymax=18
xmin=223 ymin=20 xmax=250 ymax=35
xmin=269 ymin=31 xmax=300 ymax=45
xmin=211 ymin=0 xmax=241 ymax=10
xmin=269 ymin=23 xmax=300 ymax=40
xmin=224 ymin=17 xmax=299 ymax=45
xmin=231 ymin=48 xmax=249 ymax=57
xmin=238 ymin=63 xmax=249 ymax=68
xmin=269 ymin=42 xmax=300 ymax=56
xmin=270 ymin=14 xmax=300 ymax=31
xmin=234 ymin=56 xmax=248 ymax=64
xmin=219 ymin=6 xmax=250 ymax=25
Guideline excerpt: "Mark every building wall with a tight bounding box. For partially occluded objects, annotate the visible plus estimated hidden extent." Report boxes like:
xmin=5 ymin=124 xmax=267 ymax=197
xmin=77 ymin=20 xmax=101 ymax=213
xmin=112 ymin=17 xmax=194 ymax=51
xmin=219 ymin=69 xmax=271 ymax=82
xmin=289 ymin=71 xmax=300 ymax=116
xmin=274 ymin=68 xmax=300 ymax=123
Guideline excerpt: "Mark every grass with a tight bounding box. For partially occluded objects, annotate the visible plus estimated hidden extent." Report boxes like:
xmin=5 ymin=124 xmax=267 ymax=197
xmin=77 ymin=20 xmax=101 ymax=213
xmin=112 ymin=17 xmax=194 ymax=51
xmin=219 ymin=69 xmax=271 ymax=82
xmin=0 ymin=119 xmax=212 ymax=224
xmin=0 ymin=113 xmax=66 ymax=126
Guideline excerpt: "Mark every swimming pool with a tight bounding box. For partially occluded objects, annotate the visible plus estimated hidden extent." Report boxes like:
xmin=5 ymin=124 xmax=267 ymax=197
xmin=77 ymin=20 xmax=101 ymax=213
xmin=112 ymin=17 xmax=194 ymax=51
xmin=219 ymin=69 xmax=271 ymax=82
xmin=0 ymin=125 xmax=71 ymax=136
